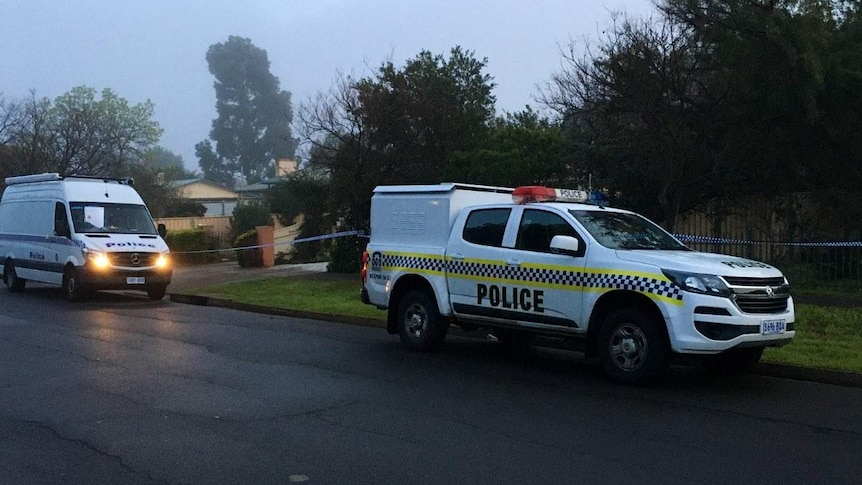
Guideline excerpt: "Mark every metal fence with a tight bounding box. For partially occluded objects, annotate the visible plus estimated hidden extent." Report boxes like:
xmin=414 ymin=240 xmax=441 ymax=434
xmin=680 ymin=237 xmax=862 ymax=289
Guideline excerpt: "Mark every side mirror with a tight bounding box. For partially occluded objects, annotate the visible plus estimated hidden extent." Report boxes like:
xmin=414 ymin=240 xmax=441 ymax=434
xmin=550 ymin=235 xmax=581 ymax=257
xmin=157 ymin=223 xmax=167 ymax=238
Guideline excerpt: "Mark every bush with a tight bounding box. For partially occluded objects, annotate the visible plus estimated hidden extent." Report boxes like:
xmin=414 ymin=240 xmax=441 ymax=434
xmin=229 ymin=203 xmax=272 ymax=240
xmin=235 ymin=229 xmax=263 ymax=267
xmin=327 ymin=235 xmax=365 ymax=273
xmin=165 ymin=229 xmax=218 ymax=265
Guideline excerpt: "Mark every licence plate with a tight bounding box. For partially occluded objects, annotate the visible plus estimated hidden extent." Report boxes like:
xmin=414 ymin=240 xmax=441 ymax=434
xmin=126 ymin=277 xmax=145 ymax=285
xmin=762 ymin=319 xmax=786 ymax=335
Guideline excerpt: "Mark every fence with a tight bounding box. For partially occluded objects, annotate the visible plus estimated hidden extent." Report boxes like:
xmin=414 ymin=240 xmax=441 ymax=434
xmin=155 ymin=216 xmax=231 ymax=247
xmin=676 ymin=237 xmax=862 ymax=289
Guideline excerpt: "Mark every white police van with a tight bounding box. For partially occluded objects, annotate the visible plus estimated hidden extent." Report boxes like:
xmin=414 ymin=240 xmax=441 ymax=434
xmin=361 ymin=183 xmax=795 ymax=384
xmin=0 ymin=173 xmax=172 ymax=301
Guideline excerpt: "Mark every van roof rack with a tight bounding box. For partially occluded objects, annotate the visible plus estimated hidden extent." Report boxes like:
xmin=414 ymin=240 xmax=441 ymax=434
xmin=5 ymin=173 xmax=134 ymax=186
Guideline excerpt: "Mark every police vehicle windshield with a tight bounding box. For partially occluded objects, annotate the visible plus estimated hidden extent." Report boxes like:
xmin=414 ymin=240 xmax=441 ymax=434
xmin=569 ymin=210 xmax=687 ymax=250
xmin=70 ymin=202 xmax=158 ymax=235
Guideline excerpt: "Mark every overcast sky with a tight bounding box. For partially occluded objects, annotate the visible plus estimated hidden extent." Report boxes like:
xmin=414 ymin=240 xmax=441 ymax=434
xmin=2 ymin=0 xmax=657 ymax=171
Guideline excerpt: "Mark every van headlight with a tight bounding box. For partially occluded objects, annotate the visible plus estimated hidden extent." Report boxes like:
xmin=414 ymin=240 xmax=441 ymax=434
xmin=87 ymin=251 xmax=111 ymax=270
xmin=662 ymin=270 xmax=731 ymax=297
xmin=155 ymin=253 xmax=170 ymax=270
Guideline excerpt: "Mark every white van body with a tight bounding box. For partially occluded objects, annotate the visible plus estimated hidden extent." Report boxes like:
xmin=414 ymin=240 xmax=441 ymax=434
xmin=0 ymin=173 xmax=172 ymax=301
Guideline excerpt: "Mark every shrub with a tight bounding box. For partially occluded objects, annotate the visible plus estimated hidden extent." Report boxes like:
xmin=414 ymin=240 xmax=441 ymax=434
xmin=229 ymin=202 xmax=272 ymax=240
xmin=165 ymin=229 xmax=218 ymax=265
xmin=328 ymin=235 xmax=365 ymax=273
xmin=235 ymin=229 xmax=263 ymax=267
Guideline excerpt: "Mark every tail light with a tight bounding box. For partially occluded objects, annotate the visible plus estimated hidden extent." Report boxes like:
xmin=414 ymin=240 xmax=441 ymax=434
xmin=360 ymin=250 xmax=369 ymax=283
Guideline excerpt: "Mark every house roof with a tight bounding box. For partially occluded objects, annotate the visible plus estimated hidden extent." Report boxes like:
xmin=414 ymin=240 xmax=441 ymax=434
xmin=234 ymin=177 xmax=284 ymax=193
xmin=169 ymin=178 xmax=238 ymax=200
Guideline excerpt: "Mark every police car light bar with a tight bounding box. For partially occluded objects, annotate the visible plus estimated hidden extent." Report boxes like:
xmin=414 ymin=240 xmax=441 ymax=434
xmin=512 ymin=186 xmax=590 ymax=204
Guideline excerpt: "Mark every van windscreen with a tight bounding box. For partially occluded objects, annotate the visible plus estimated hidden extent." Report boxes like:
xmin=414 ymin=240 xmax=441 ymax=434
xmin=70 ymin=202 xmax=158 ymax=235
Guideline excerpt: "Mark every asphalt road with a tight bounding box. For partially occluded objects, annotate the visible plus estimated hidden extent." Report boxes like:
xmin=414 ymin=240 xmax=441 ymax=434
xmin=1 ymin=286 xmax=861 ymax=484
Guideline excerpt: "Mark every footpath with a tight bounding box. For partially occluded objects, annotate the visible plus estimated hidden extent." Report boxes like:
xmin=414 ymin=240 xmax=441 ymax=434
xmin=168 ymin=261 xmax=862 ymax=388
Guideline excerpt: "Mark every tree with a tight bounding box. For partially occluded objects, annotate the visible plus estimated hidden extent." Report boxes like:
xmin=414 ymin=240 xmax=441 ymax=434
xmin=197 ymin=36 xmax=298 ymax=186
xmin=447 ymin=107 xmax=574 ymax=188
xmin=542 ymin=13 xmax=725 ymax=229
xmin=268 ymin=165 xmax=332 ymax=261
xmin=299 ymin=47 xmax=496 ymax=228
xmin=0 ymin=87 xmax=161 ymax=182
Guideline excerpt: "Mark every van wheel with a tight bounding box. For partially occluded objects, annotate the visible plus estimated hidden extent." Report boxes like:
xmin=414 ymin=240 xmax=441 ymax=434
xmin=703 ymin=347 xmax=763 ymax=375
xmin=597 ymin=308 xmax=669 ymax=385
xmin=147 ymin=284 xmax=167 ymax=301
xmin=397 ymin=290 xmax=447 ymax=352
xmin=4 ymin=261 xmax=25 ymax=292
xmin=63 ymin=267 xmax=85 ymax=302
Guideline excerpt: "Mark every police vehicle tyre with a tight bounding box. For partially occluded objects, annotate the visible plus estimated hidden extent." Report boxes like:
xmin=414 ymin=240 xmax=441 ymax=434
xmin=598 ymin=308 xmax=669 ymax=385
xmin=4 ymin=261 xmax=25 ymax=292
xmin=703 ymin=347 xmax=764 ymax=375
xmin=397 ymin=290 xmax=448 ymax=352
xmin=63 ymin=267 xmax=85 ymax=302
xmin=147 ymin=284 xmax=167 ymax=301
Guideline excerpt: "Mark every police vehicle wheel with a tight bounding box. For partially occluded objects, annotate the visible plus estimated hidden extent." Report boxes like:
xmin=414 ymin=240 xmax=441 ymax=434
xmin=63 ymin=267 xmax=85 ymax=302
xmin=147 ymin=284 xmax=167 ymax=301
xmin=598 ymin=308 xmax=668 ymax=385
xmin=4 ymin=261 xmax=25 ymax=292
xmin=703 ymin=347 xmax=763 ymax=375
xmin=397 ymin=290 xmax=447 ymax=352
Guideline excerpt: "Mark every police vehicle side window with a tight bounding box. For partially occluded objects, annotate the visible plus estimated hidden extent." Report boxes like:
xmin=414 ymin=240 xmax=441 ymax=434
xmin=516 ymin=209 xmax=582 ymax=254
xmin=462 ymin=208 xmax=511 ymax=247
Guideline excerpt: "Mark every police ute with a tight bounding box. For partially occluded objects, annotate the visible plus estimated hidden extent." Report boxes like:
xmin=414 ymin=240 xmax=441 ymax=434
xmin=360 ymin=183 xmax=795 ymax=384
xmin=1 ymin=173 xmax=172 ymax=301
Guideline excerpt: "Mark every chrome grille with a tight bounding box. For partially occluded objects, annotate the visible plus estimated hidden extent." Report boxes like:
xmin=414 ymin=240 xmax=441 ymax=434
xmin=723 ymin=276 xmax=786 ymax=286
xmin=108 ymin=252 xmax=159 ymax=267
xmin=724 ymin=278 xmax=791 ymax=314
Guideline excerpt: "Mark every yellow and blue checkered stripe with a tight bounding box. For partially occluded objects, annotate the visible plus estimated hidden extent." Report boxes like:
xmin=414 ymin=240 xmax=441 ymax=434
xmin=378 ymin=251 xmax=683 ymax=305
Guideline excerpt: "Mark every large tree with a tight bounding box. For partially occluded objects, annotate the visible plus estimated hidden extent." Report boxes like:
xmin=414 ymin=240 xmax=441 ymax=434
xmin=299 ymin=47 xmax=496 ymax=228
xmin=1 ymin=87 xmax=161 ymax=181
xmin=197 ymin=36 xmax=298 ymax=186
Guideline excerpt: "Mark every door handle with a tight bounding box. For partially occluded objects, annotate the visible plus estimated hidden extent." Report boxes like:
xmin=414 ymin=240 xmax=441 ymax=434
xmin=506 ymin=260 xmax=520 ymax=267
xmin=450 ymin=253 xmax=464 ymax=261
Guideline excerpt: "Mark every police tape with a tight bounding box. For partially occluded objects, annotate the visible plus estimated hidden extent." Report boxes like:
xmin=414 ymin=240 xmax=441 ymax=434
xmin=170 ymin=230 xmax=368 ymax=255
xmin=674 ymin=234 xmax=862 ymax=247
xmin=171 ymin=230 xmax=862 ymax=255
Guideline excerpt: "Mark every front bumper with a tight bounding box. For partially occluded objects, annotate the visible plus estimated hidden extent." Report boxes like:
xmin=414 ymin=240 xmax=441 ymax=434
xmin=666 ymin=292 xmax=795 ymax=354
xmin=80 ymin=266 xmax=172 ymax=290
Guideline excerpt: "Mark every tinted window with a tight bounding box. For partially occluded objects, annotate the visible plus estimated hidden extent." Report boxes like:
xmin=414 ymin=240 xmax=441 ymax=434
xmin=462 ymin=208 xmax=511 ymax=247
xmin=516 ymin=209 xmax=580 ymax=253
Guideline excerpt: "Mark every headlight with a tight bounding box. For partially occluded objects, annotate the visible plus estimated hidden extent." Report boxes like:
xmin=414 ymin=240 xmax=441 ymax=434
xmin=155 ymin=253 xmax=170 ymax=269
xmin=87 ymin=251 xmax=111 ymax=269
xmin=662 ymin=270 xmax=731 ymax=297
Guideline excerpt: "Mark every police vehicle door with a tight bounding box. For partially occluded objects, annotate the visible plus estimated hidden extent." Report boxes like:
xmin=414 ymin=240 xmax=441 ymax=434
xmin=496 ymin=207 xmax=587 ymax=331
xmin=446 ymin=206 xmax=512 ymax=320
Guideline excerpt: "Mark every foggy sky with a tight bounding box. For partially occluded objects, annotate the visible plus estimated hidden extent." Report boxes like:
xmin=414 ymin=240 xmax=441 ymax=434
xmin=1 ymin=0 xmax=656 ymax=171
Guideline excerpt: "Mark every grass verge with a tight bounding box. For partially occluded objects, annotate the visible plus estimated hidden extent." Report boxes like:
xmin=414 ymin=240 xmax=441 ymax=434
xmin=192 ymin=277 xmax=862 ymax=374
xmin=193 ymin=276 xmax=387 ymax=320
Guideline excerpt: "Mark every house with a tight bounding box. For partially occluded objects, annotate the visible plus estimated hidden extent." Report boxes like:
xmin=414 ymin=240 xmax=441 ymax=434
xmin=169 ymin=178 xmax=239 ymax=216
xmin=234 ymin=158 xmax=299 ymax=204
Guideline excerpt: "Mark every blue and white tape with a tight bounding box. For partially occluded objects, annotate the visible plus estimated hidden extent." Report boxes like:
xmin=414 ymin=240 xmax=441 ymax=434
xmin=172 ymin=230 xmax=368 ymax=255
xmin=675 ymin=234 xmax=862 ymax=248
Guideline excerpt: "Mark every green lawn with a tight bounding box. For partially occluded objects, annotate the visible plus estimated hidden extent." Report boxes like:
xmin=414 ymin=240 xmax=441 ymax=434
xmin=763 ymin=304 xmax=862 ymax=373
xmin=193 ymin=276 xmax=388 ymax=320
xmin=193 ymin=277 xmax=862 ymax=374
